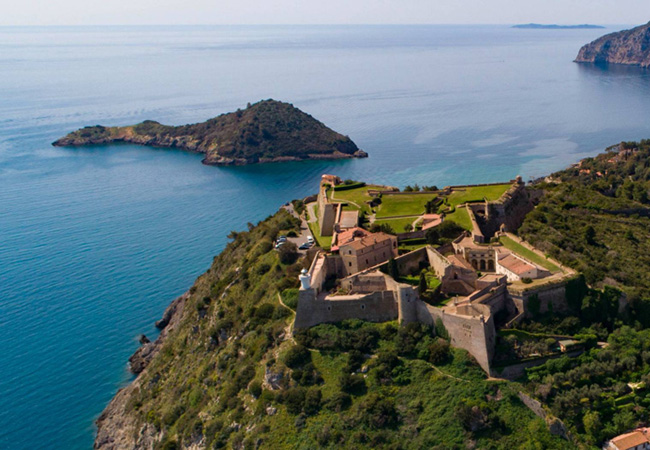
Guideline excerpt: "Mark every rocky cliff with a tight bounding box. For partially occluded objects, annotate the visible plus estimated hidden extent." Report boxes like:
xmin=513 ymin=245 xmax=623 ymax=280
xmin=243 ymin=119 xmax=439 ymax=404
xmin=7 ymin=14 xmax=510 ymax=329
xmin=575 ymin=22 xmax=650 ymax=67
xmin=53 ymin=100 xmax=367 ymax=166
xmin=94 ymin=294 xmax=187 ymax=449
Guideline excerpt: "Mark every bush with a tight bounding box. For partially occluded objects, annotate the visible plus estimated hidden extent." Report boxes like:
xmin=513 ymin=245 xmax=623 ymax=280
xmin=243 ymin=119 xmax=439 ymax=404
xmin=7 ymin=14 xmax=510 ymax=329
xmin=283 ymin=345 xmax=311 ymax=369
xmin=278 ymin=242 xmax=299 ymax=264
xmin=428 ymin=338 xmax=451 ymax=365
xmin=284 ymin=387 xmax=306 ymax=415
xmin=333 ymin=182 xmax=366 ymax=191
xmin=249 ymin=381 xmax=262 ymax=398
xmin=339 ymin=373 xmax=366 ymax=395
xmin=325 ymin=392 xmax=352 ymax=412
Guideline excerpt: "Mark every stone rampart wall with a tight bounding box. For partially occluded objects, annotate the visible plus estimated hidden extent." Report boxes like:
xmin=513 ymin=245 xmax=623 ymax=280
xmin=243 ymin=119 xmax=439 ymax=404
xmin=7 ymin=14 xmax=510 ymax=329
xmin=294 ymin=289 xmax=398 ymax=329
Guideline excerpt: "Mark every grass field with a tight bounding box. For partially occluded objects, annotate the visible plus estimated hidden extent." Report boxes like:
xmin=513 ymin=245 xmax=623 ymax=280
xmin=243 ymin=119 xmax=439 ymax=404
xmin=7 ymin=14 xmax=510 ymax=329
xmin=445 ymin=207 xmax=472 ymax=230
xmin=446 ymin=184 xmax=512 ymax=207
xmin=329 ymin=185 xmax=385 ymax=213
xmin=308 ymin=204 xmax=332 ymax=249
xmin=373 ymin=217 xmax=417 ymax=234
xmin=376 ymin=193 xmax=438 ymax=218
xmin=499 ymin=235 xmax=560 ymax=273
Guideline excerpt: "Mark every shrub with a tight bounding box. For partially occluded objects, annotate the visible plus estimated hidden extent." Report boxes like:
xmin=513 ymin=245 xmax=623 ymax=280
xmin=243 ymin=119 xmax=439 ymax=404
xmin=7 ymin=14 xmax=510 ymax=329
xmin=428 ymin=338 xmax=451 ymax=365
xmin=249 ymin=381 xmax=262 ymax=398
xmin=283 ymin=345 xmax=311 ymax=369
xmin=283 ymin=387 xmax=306 ymax=415
xmin=278 ymin=242 xmax=299 ymax=264
xmin=339 ymin=373 xmax=366 ymax=395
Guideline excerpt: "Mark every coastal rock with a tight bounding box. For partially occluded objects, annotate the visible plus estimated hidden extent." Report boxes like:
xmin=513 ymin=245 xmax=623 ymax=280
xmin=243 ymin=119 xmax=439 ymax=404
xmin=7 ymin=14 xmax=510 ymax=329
xmin=95 ymin=292 xmax=188 ymax=449
xmin=52 ymin=100 xmax=366 ymax=166
xmin=575 ymin=22 xmax=650 ymax=67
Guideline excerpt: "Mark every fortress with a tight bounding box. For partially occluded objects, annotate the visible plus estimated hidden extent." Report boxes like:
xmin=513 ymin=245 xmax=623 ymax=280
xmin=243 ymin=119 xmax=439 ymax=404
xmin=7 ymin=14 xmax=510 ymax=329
xmin=295 ymin=175 xmax=576 ymax=375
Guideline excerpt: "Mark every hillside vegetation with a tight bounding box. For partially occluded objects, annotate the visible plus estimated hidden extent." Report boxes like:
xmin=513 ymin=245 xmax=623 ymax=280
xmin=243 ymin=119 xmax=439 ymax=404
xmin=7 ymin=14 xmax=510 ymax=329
xmin=99 ymin=210 xmax=570 ymax=449
xmin=52 ymin=100 xmax=366 ymax=166
xmin=520 ymin=140 xmax=650 ymax=325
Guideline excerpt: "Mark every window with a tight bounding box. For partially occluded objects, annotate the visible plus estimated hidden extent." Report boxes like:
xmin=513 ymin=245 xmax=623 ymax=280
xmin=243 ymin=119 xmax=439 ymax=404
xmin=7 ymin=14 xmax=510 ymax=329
xmin=361 ymin=305 xmax=366 ymax=310
xmin=348 ymin=262 xmax=352 ymax=267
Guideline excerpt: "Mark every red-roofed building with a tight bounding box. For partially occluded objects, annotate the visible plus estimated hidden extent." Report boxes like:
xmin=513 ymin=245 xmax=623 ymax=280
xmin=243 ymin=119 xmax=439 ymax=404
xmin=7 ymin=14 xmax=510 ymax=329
xmin=338 ymin=231 xmax=398 ymax=275
xmin=496 ymin=253 xmax=538 ymax=282
xmin=605 ymin=428 xmax=650 ymax=450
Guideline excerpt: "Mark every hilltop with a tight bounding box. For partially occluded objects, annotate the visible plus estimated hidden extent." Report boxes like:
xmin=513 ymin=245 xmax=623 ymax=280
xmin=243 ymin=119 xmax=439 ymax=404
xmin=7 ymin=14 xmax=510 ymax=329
xmin=575 ymin=22 xmax=650 ymax=67
xmin=513 ymin=24 xmax=604 ymax=30
xmin=94 ymin=141 xmax=650 ymax=449
xmin=52 ymin=100 xmax=367 ymax=166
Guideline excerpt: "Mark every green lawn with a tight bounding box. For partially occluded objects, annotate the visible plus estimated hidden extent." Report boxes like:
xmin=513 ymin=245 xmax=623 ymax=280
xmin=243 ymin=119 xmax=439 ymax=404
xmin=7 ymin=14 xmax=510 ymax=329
xmin=445 ymin=207 xmax=472 ymax=231
xmin=308 ymin=219 xmax=332 ymax=249
xmin=499 ymin=235 xmax=560 ymax=273
xmin=376 ymin=194 xmax=438 ymax=218
xmin=446 ymin=184 xmax=512 ymax=207
xmin=373 ymin=217 xmax=418 ymax=234
xmin=329 ymin=185 xmax=385 ymax=214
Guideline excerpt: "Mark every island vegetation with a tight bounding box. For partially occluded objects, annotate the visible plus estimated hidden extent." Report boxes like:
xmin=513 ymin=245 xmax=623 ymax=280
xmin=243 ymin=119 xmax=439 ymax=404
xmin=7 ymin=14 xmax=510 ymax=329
xmin=52 ymin=100 xmax=367 ymax=166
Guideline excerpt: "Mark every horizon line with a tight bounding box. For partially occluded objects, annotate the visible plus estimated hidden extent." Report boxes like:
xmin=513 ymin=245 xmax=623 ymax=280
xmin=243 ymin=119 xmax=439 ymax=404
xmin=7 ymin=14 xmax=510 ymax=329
xmin=0 ymin=22 xmax=631 ymax=27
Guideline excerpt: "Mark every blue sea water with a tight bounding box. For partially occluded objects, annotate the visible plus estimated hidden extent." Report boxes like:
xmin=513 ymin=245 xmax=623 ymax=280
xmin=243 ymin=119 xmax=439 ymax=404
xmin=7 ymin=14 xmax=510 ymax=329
xmin=2 ymin=25 xmax=650 ymax=449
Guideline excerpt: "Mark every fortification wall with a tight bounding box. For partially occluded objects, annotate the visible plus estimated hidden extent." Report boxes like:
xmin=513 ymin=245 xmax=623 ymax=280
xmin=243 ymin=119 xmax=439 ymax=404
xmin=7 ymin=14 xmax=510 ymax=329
xmin=395 ymin=246 xmax=428 ymax=275
xmin=413 ymin=302 xmax=495 ymax=372
xmin=510 ymin=281 xmax=569 ymax=317
xmin=294 ymin=289 xmax=398 ymax=329
xmin=426 ymin=246 xmax=451 ymax=279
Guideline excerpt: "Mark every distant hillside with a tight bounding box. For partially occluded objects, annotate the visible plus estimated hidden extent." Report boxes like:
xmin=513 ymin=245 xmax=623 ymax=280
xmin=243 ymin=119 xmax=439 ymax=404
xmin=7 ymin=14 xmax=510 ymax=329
xmin=52 ymin=100 xmax=367 ymax=166
xmin=513 ymin=24 xmax=604 ymax=30
xmin=575 ymin=22 xmax=650 ymax=67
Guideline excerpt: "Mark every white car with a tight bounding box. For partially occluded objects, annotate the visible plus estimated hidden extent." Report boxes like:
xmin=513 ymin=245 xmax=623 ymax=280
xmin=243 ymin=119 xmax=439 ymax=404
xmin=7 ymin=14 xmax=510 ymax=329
xmin=307 ymin=235 xmax=314 ymax=243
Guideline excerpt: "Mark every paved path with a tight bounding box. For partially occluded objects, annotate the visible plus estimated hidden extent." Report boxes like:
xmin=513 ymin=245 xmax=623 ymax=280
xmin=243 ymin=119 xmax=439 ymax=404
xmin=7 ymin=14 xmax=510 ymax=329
xmin=282 ymin=204 xmax=313 ymax=254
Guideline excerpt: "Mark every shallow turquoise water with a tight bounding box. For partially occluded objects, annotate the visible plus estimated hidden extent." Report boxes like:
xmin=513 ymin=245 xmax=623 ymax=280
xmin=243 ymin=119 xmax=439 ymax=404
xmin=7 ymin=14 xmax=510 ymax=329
xmin=2 ymin=25 xmax=650 ymax=449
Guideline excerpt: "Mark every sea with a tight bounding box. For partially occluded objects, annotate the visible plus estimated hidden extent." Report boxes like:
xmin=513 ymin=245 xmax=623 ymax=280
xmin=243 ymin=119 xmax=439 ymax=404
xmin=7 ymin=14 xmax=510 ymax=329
xmin=2 ymin=24 xmax=650 ymax=449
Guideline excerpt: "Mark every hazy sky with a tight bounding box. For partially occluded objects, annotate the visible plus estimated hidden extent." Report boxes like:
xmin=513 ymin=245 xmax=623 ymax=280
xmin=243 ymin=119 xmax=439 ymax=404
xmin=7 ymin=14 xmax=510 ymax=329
xmin=2 ymin=0 xmax=650 ymax=26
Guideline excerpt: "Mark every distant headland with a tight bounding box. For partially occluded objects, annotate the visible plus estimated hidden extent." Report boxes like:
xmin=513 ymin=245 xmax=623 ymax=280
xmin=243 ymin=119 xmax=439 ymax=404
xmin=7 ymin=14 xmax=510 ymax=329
xmin=513 ymin=23 xmax=605 ymax=30
xmin=52 ymin=100 xmax=367 ymax=166
xmin=575 ymin=21 xmax=650 ymax=67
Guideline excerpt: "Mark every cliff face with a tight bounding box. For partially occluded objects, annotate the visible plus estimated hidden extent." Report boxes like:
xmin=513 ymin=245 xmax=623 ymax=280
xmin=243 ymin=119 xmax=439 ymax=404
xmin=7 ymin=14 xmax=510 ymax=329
xmin=575 ymin=22 xmax=650 ymax=67
xmin=53 ymin=100 xmax=367 ymax=166
xmin=95 ymin=295 xmax=187 ymax=449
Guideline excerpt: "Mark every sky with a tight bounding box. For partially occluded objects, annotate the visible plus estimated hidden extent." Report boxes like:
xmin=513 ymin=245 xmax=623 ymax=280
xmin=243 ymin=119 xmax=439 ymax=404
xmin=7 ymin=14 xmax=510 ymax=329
xmin=2 ymin=0 xmax=650 ymax=26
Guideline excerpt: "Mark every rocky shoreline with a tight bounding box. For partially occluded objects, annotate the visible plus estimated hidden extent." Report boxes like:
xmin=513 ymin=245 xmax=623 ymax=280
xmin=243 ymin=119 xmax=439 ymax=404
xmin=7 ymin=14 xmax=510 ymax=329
xmin=575 ymin=22 xmax=650 ymax=67
xmin=94 ymin=293 xmax=188 ymax=449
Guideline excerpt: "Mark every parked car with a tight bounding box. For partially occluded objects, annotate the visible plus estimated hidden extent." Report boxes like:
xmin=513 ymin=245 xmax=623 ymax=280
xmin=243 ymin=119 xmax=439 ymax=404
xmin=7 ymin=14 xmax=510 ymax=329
xmin=299 ymin=242 xmax=312 ymax=250
xmin=275 ymin=241 xmax=285 ymax=249
xmin=307 ymin=235 xmax=314 ymax=243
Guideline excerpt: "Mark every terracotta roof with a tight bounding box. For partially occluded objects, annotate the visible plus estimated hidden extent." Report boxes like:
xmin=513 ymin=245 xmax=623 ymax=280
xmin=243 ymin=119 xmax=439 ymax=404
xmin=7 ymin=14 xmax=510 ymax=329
xmin=339 ymin=210 xmax=359 ymax=229
xmin=447 ymin=254 xmax=474 ymax=270
xmin=421 ymin=214 xmax=442 ymax=231
xmin=343 ymin=232 xmax=395 ymax=251
xmin=336 ymin=227 xmax=370 ymax=246
xmin=611 ymin=430 xmax=650 ymax=449
xmin=498 ymin=253 xmax=536 ymax=276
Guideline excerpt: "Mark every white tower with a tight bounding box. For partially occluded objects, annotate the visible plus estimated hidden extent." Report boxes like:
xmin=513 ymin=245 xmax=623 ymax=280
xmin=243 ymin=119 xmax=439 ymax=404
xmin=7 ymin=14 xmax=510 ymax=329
xmin=299 ymin=268 xmax=312 ymax=290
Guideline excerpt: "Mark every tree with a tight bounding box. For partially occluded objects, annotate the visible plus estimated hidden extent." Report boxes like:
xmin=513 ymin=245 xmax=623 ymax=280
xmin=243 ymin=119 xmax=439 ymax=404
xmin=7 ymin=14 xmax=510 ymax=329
xmin=403 ymin=223 xmax=413 ymax=232
xmin=387 ymin=258 xmax=399 ymax=279
xmin=584 ymin=225 xmax=596 ymax=245
xmin=419 ymin=272 xmax=428 ymax=294
xmin=278 ymin=241 xmax=299 ymax=264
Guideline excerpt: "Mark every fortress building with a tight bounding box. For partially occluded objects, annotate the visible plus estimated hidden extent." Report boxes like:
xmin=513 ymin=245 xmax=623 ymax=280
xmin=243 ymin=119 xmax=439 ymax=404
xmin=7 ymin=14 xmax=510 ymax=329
xmin=295 ymin=175 xmax=576 ymax=376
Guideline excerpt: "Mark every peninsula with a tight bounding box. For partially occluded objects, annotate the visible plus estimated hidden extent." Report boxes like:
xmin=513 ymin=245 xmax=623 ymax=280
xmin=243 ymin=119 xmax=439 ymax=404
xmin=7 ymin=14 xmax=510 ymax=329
xmin=575 ymin=21 xmax=650 ymax=67
xmin=513 ymin=23 xmax=604 ymax=30
xmin=52 ymin=100 xmax=367 ymax=166
xmin=94 ymin=139 xmax=650 ymax=449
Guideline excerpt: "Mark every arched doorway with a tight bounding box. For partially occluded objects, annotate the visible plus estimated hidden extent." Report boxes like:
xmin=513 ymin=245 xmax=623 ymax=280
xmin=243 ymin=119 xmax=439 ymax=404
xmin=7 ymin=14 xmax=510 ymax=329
xmin=471 ymin=260 xmax=478 ymax=270
xmin=488 ymin=260 xmax=495 ymax=272
xmin=480 ymin=260 xmax=486 ymax=271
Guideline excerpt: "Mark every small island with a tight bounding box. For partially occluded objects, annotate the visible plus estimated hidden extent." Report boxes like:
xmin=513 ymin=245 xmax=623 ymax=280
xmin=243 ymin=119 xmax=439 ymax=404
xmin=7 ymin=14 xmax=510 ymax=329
xmin=513 ymin=23 xmax=605 ymax=30
xmin=52 ymin=100 xmax=367 ymax=166
xmin=575 ymin=21 xmax=650 ymax=67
